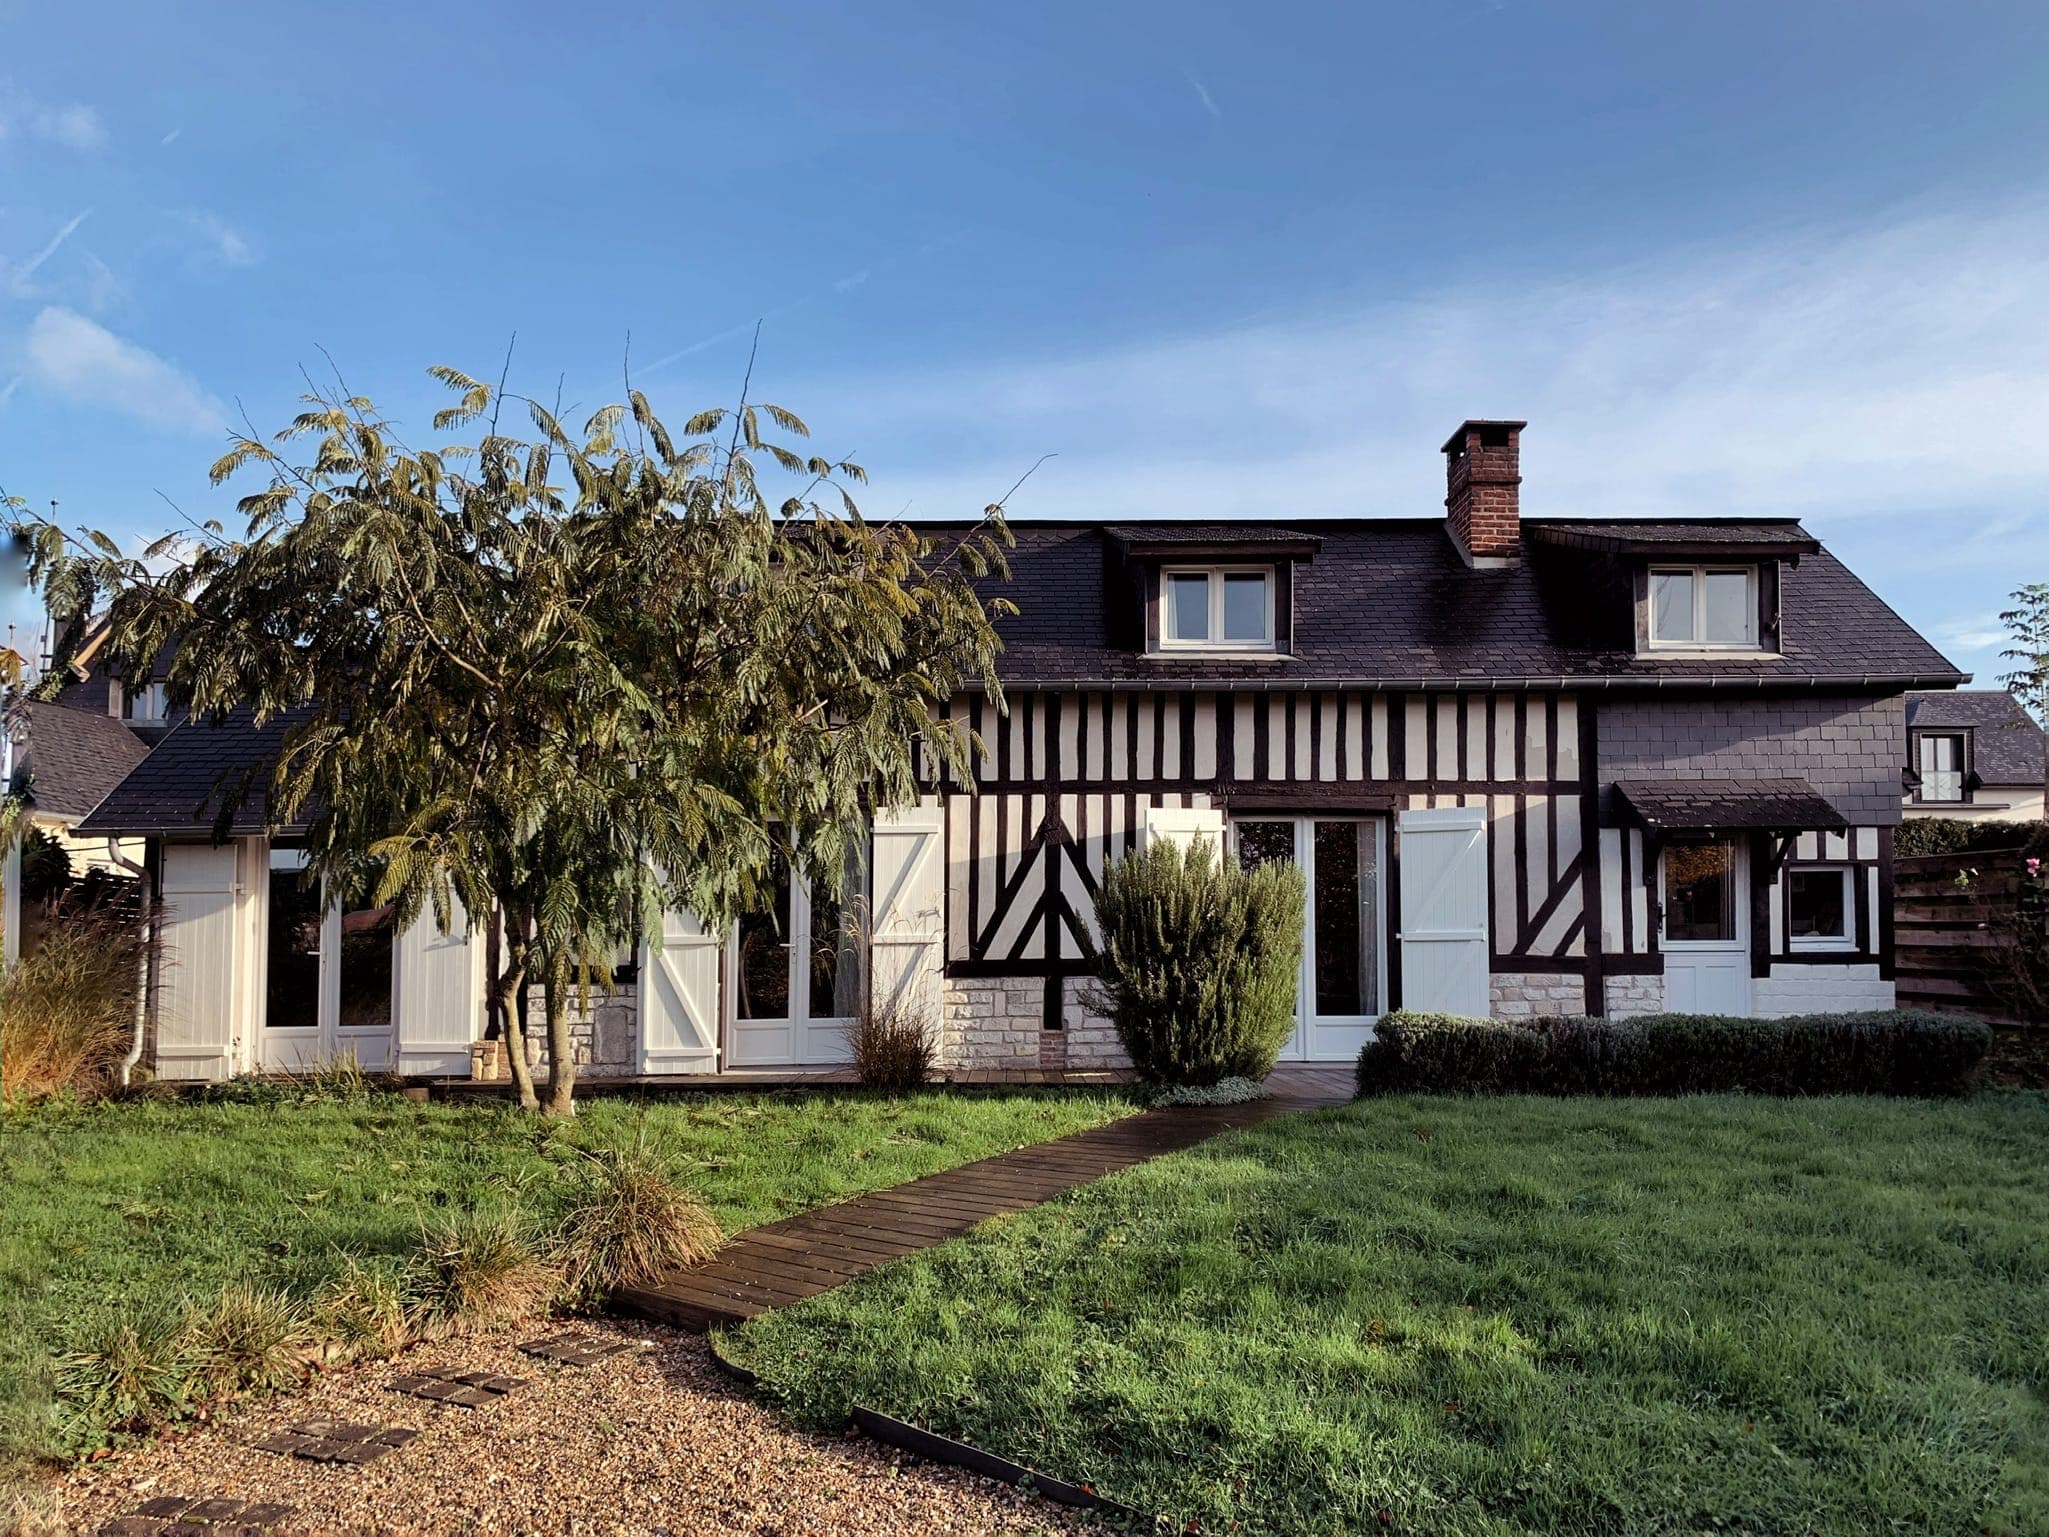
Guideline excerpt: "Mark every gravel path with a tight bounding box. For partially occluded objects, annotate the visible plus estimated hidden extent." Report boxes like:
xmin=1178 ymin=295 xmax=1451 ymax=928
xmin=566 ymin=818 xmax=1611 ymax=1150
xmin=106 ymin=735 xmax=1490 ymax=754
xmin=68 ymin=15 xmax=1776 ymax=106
xmin=53 ymin=1318 xmax=1101 ymax=1535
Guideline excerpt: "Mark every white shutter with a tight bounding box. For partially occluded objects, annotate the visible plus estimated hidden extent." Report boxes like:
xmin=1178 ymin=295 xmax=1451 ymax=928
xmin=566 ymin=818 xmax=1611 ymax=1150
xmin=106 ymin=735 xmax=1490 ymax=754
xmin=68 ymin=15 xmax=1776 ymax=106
xmin=870 ymin=797 xmax=944 ymax=1027
xmin=639 ymin=904 xmax=721 ymax=1073
xmin=1397 ymin=806 xmax=1491 ymax=1018
xmin=157 ymin=843 xmax=240 ymax=1081
xmin=1139 ymin=803 xmax=1225 ymax=854
xmin=392 ymin=896 xmax=484 ymax=1077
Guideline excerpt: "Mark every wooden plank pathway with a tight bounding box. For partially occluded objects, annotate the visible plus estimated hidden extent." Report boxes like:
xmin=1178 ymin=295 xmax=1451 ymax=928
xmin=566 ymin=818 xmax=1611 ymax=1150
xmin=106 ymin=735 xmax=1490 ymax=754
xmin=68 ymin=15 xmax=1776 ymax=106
xmin=614 ymin=1067 xmax=1354 ymax=1332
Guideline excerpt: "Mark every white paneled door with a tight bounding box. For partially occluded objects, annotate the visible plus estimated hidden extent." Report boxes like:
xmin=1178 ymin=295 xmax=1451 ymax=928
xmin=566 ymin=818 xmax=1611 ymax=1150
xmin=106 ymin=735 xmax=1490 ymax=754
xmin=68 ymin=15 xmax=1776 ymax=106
xmin=1661 ymin=838 xmax=1751 ymax=1015
xmin=1395 ymin=807 xmax=1491 ymax=1019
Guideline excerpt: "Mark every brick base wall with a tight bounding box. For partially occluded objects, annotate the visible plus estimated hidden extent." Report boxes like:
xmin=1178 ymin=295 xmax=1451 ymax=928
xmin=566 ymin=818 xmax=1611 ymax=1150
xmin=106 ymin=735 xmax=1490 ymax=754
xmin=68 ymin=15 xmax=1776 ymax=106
xmin=1752 ymin=964 xmax=1893 ymax=1017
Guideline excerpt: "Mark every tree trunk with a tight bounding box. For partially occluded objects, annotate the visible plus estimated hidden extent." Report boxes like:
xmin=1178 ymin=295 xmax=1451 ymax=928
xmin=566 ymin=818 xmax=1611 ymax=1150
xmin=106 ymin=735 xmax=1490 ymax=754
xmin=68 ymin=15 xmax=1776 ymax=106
xmin=541 ymin=959 xmax=578 ymax=1116
xmin=496 ymin=907 xmax=539 ymax=1112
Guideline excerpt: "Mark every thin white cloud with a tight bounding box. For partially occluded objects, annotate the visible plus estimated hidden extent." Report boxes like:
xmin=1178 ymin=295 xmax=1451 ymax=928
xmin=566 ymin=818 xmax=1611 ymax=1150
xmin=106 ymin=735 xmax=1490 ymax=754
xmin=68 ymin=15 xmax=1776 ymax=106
xmin=3 ymin=209 xmax=90 ymax=297
xmin=182 ymin=210 xmax=257 ymax=268
xmin=834 ymin=268 xmax=871 ymax=294
xmin=793 ymin=196 xmax=2049 ymax=532
xmin=0 ymin=374 xmax=21 ymax=409
xmin=1182 ymin=70 xmax=1222 ymax=121
xmin=22 ymin=307 xmax=225 ymax=434
xmin=160 ymin=127 xmax=182 ymax=148
xmin=1934 ymin=615 xmax=2013 ymax=654
xmin=0 ymin=86 xmax=106 ymax=150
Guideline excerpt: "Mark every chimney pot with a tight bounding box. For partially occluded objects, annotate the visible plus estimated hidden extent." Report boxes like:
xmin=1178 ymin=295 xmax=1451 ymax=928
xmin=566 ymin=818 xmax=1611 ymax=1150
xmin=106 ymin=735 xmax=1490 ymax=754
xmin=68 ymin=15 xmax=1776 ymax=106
xmin=1442 ymin=418 xmax=1525 ymax=566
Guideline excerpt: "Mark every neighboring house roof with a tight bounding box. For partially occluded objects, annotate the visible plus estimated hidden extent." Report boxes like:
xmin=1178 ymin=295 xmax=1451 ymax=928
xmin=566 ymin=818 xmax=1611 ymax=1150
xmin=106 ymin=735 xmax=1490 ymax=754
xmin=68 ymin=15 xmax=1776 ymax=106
xmin=949 ymin=517 xmax=1962 ymax=689
xmin=1615 ymin=777 xmax=1848 ymax=832
xmin=77 ymin=708 xmax=304 ymax=837
xmin=1905 ymin=689 xmax=2046 ymax=786
xmin=10 ymin=700 xmax=154 ymax=821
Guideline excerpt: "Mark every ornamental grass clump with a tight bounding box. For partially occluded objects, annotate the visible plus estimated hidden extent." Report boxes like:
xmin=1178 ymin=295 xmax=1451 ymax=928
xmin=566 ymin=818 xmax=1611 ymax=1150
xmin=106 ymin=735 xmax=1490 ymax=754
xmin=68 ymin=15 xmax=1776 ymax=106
xmin=0 ymin=906 xmax=146 ymax=1104
xmin=412 ymin=1209 xmax=560 ymax=1336
xmin=845 ymin=995 xmax=937 ymax=1089
xmin=552 ymin=1136 xmax=724 ymax=1301
xmin=1094 ymin=836 xmax=1304 ymax=1087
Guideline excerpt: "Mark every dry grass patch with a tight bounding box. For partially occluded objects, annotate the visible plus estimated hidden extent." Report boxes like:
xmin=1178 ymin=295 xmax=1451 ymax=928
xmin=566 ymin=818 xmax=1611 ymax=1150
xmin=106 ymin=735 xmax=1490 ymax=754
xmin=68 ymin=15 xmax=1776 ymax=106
xmin=412 ymin=1210 xmax=560 ymax=1337
xmin=0 ymin=911 xmax=144 ymax=1105
xmin=553 ymin=1138 xmax=724 ymax=1298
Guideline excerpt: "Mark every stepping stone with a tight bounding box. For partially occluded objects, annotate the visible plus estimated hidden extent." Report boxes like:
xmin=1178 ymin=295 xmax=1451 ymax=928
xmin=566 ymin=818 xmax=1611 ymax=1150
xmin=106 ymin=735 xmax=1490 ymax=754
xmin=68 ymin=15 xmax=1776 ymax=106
xmin=389 ymin=1366 xmax=524 ymax=1406
xmin=253 ymin=1422 xmax=411 ymax=1463
xmin=104 ymin=1496 xmax=297 ymax=1535
xmin=518 ymin=1332 xmax=636 ymax=1366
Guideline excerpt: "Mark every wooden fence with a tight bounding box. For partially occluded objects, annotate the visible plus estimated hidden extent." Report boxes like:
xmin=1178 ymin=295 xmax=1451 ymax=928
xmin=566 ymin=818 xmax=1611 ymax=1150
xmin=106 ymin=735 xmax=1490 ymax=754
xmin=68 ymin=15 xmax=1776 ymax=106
xmin=1893 ymin=851 xmax=2037 ymax=1025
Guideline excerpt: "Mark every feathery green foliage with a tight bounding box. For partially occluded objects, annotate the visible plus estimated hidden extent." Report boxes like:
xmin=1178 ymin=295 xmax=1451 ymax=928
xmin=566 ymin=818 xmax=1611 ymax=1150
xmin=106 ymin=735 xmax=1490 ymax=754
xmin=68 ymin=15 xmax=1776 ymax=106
xmin=9 ymin=364 xmax=1014 ymax=1113
xmin=1093 ymin=837 xmax=1304 ymax=1086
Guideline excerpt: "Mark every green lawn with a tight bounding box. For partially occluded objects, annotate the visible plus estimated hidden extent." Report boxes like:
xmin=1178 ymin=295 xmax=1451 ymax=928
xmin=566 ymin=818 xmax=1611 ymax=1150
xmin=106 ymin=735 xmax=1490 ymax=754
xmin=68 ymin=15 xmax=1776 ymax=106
xmin=0 ymin=1083 xmax=1130 ymax=1472
xmin=732 ymin=1093 xmax=2049 ymax=1537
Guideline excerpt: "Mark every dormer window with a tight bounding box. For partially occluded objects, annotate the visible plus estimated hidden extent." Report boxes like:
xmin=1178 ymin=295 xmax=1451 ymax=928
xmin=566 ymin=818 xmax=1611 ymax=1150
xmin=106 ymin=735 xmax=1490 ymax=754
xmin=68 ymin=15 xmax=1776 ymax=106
xmin=1161 ymin=566 xmax=1275 ymax=652
xmin=122 ymin=681 xmax=167 ymax=722
xmin=1648 ymin=565 xmax=1758 ymax=650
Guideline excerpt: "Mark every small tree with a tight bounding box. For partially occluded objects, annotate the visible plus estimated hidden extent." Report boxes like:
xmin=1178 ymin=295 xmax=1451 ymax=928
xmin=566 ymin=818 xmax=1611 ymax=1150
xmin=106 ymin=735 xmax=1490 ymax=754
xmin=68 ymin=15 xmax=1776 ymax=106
xmin=2001 ymin=582 xmax=2049 ymax=813
xmin=12 ymin=365 xmax=1013 ymax=1113
xmin=1093 ymin=836 xmax=1304 ymax=1087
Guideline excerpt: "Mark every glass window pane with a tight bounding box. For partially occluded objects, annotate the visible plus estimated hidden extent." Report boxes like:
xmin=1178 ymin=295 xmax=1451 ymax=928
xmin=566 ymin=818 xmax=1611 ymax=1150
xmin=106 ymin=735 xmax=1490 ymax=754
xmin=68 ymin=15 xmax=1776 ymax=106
xmin=1313 ymin=821 xmax=1370 ymax=1016
xmin=1221 ymin=573 xmax=1269 ymax=643
xmin=265 ymin=854 xmax=322 ymax=1031
xmin=1663 ymin=841 xmax=1736 ymax=942
xmin=1702 ymin=571 xmax=1752 ymax=645
xmin=337 ymin=898 xmax=394 ymax=1029
xmin=1167 ymin=574 xmax=1210 ymax=641
xmin=1651 ymin=571 xmax=1695 ymax=642
xmin=1919 ymin=735 xmax=1963 ymax=801
xmin=736 ymin=851 xmax=792 ymax=1020
xmin=1788 ymin=870 xmax=1847 ymax=939
xmin=807 ymin=846 xmax=864 ymax=1022
xmin=1235 ymin=820 xmax=1296 ymax=871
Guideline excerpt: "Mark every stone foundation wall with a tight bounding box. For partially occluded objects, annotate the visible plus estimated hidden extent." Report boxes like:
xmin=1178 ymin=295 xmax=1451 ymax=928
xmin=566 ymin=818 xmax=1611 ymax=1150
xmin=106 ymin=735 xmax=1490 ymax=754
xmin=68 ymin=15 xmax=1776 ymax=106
xmin=1751 ymin=964 xmax=1893 ymax=1017
xmin=517 ymin=981 xmax=638 ymax=1078
xmin=939 ymin=979 xmax=1044 ymax=1070
xmin=1489 ymin=971 xmax=1590 ymax=1019
xmin=1603 ymin=972 xmax=1666 ymax=1017
xmin=1058 ymin=977 xmax=1130 ymax=1069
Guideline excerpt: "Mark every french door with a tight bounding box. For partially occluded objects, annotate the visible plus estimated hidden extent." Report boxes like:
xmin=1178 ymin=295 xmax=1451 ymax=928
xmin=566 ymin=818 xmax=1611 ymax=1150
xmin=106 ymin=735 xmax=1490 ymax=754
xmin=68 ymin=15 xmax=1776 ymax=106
xmin=1231 ymin=816 xmax=1387 ymax=1061
xmin=260 ymin=847 xmax=396 ymax=1071
xmin=726 ymin=850 xmax=861 ymax=1067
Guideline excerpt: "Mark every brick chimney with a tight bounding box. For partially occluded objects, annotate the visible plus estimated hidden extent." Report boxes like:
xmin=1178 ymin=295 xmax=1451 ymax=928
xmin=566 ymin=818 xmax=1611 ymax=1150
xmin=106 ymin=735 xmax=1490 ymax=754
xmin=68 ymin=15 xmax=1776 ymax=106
xmin=1442 ymin=419 xmax=1526 ymax=566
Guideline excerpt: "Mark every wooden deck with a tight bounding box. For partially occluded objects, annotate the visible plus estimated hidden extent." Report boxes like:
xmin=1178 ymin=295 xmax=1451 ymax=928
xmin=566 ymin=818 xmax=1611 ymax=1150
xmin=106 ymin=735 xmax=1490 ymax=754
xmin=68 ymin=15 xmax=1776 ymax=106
xmin=613 ymin=1067 xmax=1353 ymax=1332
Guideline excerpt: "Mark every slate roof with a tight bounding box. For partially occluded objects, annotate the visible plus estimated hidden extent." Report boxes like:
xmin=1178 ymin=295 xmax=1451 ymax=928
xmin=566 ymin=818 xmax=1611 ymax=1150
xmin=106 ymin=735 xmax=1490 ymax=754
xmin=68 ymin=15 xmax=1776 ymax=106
xmin=10 ymin=701 xmax=153 ymax=821
xmin=960 ymin=517 xmax=1962 ymax=689
xmin=1906 ymin=689 xmax=2046 ymax=787
xmin=78 ymin=708 xmax=304 ymax=836
xmin=1615 ymin=777 xmax=1848 ymax=832
xmin=77 ymin=515 xmax=1964 ymax=835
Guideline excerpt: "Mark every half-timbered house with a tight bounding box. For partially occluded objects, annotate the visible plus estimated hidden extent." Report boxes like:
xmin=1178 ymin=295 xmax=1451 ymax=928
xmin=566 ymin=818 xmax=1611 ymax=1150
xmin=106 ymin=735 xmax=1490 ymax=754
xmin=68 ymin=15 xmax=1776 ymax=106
xmin=77 ymin=419 xmax=1966 ymax=1080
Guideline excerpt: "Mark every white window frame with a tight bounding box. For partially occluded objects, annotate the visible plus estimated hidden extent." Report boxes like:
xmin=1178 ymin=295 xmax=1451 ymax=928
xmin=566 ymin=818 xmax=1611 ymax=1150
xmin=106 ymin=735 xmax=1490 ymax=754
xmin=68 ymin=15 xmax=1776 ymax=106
xmin=122 ymin=680 xmax=168 ymax=722
xmin=1645 ymin=565 xmax=1759 ymax=651
xmin=1786 ymin=864 xmax=1857 ymax=952
xmin=1158 ymin=565 xmax=1276 ymax=653
xmin=1914 ymin=732 xmax=1967 ymax=804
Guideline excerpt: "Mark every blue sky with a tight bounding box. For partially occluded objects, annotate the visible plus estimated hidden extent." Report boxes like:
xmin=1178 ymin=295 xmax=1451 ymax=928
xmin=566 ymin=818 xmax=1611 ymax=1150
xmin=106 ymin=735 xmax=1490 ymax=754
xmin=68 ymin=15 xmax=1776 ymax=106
xmin=2 ymin=1 xmax=2046 ymax=681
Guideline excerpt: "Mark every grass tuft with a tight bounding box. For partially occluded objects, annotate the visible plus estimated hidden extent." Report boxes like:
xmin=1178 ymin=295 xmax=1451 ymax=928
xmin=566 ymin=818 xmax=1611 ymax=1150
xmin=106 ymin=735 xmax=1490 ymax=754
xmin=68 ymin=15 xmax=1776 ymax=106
xmin=50 ymin=1319 xmax=189 ymax=1446
xmin=553 ymin=1133 xmax=724 ymax=1300
xmin=310 ymin=1259 xmax=411 ymax=1364
xmin=412 ymin=1209 xmax=560 ymax=1336
xmin=180 ymin=1286 xmax=314 ymax=1400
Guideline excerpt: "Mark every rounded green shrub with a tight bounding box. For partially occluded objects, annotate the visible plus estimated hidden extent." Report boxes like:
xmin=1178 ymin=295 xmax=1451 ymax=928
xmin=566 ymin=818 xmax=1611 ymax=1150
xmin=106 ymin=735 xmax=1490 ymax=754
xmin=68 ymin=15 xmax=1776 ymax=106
xmin=1094 ymin=835 xmax=1304 ymax=1087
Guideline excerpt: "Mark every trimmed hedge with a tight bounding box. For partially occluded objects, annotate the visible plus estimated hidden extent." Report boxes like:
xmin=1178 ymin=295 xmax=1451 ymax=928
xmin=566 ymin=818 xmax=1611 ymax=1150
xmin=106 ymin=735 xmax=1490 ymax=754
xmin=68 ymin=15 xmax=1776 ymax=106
xmin=1355 ymin=1008 xmax=1993 ymax=1099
